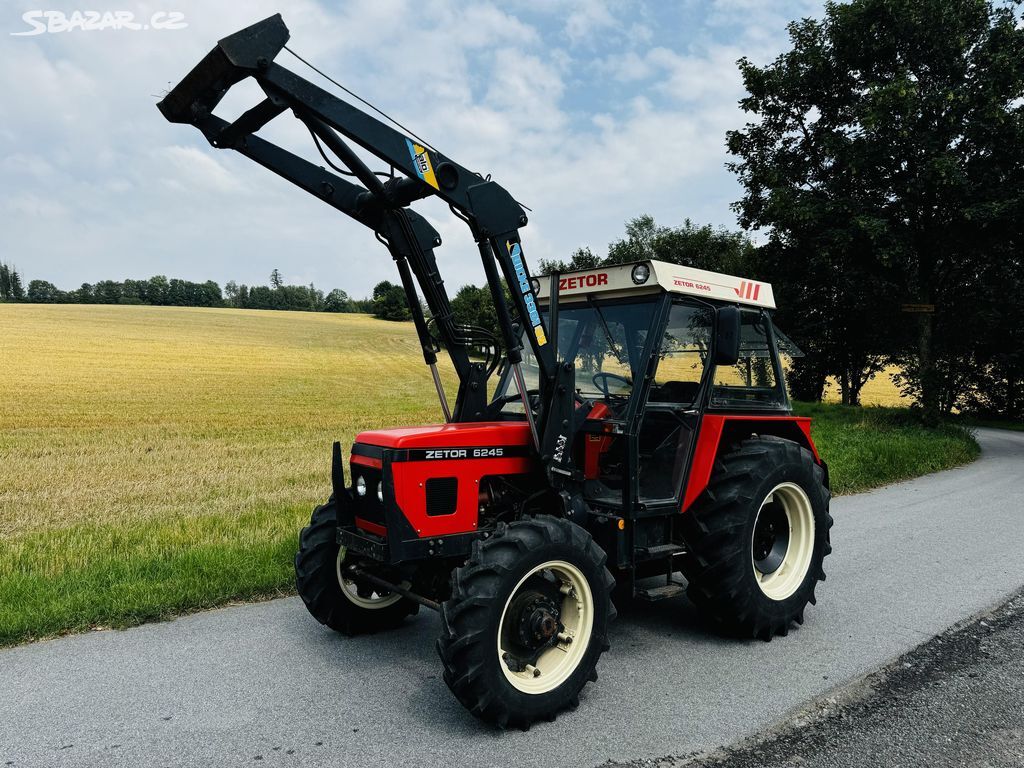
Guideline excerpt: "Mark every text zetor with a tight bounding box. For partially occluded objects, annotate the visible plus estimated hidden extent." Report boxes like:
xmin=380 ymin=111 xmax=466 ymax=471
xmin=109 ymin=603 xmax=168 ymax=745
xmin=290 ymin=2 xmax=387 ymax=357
xmin=559 ymin=272 xmax=609 ymax=290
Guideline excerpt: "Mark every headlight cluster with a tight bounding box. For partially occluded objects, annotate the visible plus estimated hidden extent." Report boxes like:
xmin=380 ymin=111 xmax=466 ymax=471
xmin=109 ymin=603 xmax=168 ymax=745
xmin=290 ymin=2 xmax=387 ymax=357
xmin=354 ymin=475 xmax=385 ymax=503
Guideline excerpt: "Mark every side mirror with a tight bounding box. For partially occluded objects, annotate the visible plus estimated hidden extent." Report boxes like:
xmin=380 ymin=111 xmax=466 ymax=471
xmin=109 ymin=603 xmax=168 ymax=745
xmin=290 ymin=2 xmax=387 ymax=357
xmin=714 ymin=306 xmax=741 ymax=366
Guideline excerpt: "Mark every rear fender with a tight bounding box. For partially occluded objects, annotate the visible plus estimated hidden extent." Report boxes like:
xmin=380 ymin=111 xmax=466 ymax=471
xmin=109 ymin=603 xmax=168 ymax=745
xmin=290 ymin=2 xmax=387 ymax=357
xmin=682 ymin=414 xmax=825 ymax=512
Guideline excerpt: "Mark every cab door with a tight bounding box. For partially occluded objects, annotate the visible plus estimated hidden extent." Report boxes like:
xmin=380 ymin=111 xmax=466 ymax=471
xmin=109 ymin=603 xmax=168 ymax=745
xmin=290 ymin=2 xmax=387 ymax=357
xmin=636 ymin=302 xmax=713 ymax=503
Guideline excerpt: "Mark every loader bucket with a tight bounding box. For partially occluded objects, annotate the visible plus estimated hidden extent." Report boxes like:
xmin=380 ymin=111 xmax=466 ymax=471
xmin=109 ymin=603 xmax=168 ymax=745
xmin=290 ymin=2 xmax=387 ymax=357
xmin=157 ymin=14 xmax=290 ymax=124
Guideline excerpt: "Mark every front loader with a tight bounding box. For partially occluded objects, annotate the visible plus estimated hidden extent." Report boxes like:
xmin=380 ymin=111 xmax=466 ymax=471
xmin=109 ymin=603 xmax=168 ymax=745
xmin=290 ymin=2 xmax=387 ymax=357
xmin=159 ymin=15 xmax=833 ymax=729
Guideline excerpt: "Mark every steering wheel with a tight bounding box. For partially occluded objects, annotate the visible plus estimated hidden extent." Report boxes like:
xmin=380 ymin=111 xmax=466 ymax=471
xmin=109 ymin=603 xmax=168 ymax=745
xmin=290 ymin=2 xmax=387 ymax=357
xmin=491 ymin=388 xmax=587 ymax=409
xmin=591 ymin=371 xmax=632 ymax=398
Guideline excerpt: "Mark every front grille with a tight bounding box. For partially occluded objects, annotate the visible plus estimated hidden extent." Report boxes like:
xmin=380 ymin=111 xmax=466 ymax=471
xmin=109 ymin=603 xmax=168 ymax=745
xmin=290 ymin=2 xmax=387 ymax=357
xmin=351 ymin=464 xmax=385 ymax=527
xmin=425 ymin=477 xmax=458 ymax=517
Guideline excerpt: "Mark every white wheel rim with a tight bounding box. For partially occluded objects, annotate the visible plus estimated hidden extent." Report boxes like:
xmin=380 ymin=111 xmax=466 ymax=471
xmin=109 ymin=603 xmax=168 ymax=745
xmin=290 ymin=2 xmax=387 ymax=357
xmin=751 ymin=482 xmax=815 ymax=601
xmin=335 ymin=549 xmax=405 ymax=610
xmin=497 ymin=560 xmax=594 ymax=695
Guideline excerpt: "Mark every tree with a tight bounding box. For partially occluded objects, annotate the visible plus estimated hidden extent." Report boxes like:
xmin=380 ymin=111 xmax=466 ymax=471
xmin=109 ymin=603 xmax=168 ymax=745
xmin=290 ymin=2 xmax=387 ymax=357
xmin=537 ymin=246 xmax=602 ymax=274
xmin=270 ymin=269 xmax=284 ymax=290
xmin=728 ymin=0 xmax=1024 ymax=418
xmin=0 ymin=264 xmax=10 ymax=300
xmin=121 ymin=279 xmax=145 ymax=305
xmin=201 ymin=280 xmax=223 ymax=307
xmin=8 ymin=267 xmax=24 ymax=301
xmin=371 ymin=280 xmax=411 ymax=321
xmin=146 ymin=276 xmax=169 ymax=305
xmin=308 ymin=282 xmax=324 ymax=312
xmin=92 ymin=280 xmax=122 ymax=304
xmin=27 ymin=280 xmax=64 ymax=303
xmin=605 ymin=215 xmax=759 ymax=275
xmin=323 ymin=288 xmax=353 ymax=313
xmin=542 ymin=217 xmax=759 ymax=277
xmin=450 ymin=284 xmax=501 ymax=340
xmin=246 ymin=285 xmax=275 ymax=309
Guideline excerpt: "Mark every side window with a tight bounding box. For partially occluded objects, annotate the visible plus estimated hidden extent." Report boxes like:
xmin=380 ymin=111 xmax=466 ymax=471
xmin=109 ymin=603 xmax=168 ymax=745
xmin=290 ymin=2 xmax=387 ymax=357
xmin=649 ymin=304 xmax=712 ymax=405
xmin=711 ymin=311 xmax=786 ymax=408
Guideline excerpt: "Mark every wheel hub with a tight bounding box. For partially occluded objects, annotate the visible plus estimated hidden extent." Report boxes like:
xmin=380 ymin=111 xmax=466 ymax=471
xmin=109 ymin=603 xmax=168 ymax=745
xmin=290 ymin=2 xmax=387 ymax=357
xmin=511 ymin=591 xmax=562 ymax=651
xmin=752 ymin=501 xmax=789 ymax=575
xmin=528 ymin=605 xmax=560 ymax=643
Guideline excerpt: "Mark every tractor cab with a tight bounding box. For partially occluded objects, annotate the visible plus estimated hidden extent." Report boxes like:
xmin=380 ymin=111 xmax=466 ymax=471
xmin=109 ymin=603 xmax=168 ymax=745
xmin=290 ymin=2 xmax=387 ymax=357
xmin=491 ymin=259 xmax=795 ymax=515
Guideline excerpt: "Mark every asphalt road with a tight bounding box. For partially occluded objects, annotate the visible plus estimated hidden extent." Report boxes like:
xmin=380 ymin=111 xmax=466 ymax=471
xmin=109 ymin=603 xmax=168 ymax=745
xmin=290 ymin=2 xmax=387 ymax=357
xmin=2 ymin=428 xmax=1022 ymax=768
xmin=644 ymin=588 xmax=1024 ymax=768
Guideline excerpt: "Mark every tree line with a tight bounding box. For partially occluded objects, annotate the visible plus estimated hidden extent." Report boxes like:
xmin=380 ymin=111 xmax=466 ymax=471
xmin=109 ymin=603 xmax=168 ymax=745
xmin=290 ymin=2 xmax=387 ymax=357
xmin=1 ymin=264 xmax=376 ymax=314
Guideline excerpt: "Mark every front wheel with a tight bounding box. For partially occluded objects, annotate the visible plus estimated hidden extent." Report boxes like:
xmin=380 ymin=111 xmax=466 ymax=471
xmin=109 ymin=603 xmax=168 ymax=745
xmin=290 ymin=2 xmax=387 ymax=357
xmin=295 ymin=501 xmax=417 ymax=635
xmin=437 ymin=516 xmax=615 ymax=729
xmin=680 ymin=436 xmax=832 ymax=640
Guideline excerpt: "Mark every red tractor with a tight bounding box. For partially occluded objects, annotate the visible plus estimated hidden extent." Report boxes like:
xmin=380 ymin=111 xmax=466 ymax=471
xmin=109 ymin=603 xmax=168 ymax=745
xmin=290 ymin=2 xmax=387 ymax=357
xmin=160 ymin=15 xmax=832 ymax=729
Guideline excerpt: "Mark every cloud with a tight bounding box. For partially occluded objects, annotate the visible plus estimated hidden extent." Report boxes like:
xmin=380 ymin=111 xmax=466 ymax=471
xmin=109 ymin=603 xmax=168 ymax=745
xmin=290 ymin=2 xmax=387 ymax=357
xmin=0 ymin=0 xmax=825 ymax=296
xmin=564 ymin=1 xmax=617 ymax=45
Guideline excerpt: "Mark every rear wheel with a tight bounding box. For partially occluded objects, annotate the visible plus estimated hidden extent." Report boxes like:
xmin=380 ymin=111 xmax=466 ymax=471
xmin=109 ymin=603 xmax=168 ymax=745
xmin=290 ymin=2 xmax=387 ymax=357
xmin=295 ymin=501 xmax=417 ymax=635
xmin=437 ymin=516 xmax=615 ymax=729
xmin=680 ymin=436 xmax=832 ymax=640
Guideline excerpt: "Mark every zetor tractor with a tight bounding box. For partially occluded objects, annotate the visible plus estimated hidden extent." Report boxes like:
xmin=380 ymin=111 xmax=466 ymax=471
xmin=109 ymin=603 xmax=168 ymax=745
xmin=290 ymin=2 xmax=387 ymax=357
xmin=160 ymin=15 xmax=832 ymax=728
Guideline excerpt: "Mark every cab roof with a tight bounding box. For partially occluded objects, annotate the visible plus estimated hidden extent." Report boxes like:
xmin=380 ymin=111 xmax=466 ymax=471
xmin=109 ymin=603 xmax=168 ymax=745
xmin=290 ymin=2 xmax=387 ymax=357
xmin=534 ymin=259 xmax=776 ymax=310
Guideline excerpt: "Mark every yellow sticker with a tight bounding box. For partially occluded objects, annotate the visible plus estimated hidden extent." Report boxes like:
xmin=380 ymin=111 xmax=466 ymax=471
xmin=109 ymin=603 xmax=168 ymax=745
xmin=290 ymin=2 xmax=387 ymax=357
xmin=406 ymin=139 xmax=439 ymax=190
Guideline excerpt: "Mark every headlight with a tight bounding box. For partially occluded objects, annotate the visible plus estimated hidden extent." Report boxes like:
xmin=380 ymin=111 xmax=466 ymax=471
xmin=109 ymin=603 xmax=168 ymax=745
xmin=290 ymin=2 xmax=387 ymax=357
xmin=377 ymin=481 xmax=383 ymax=503
xmin=355 ymin=476 xmax=367 ymax=496
xmin=631 ymin=263 xmax=651 ymax=285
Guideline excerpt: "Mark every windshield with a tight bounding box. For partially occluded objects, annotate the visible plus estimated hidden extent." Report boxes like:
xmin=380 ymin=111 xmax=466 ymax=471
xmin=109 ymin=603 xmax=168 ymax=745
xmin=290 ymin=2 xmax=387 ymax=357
xmin=496 ymin=297 xmax=659 ymax=405
xmin=495 ymin=299 xmax=791 ymax=414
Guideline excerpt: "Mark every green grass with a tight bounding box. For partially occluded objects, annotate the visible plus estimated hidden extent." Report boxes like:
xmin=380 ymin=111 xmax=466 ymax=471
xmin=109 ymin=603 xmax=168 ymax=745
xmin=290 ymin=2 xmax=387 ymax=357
xmin=0 ymin=305 xmax=979 ymax=646
xmin=0 ymin=507 xmax=302 ymax=643
xmin=793 ymin=401 xmax=980 ymax=495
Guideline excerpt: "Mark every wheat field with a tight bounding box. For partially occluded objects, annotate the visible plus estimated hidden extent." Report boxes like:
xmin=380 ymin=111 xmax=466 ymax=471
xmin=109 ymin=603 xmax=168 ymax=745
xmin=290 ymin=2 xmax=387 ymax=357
xmin=0 ymin=304 xmax=457 ymax=643
xmin=0 ymin=304 xmax=973 ymax=645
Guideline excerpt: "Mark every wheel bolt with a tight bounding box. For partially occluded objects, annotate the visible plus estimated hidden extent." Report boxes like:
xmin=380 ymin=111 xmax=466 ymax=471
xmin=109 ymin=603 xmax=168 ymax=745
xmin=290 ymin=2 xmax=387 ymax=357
xmin=557 ymin=632 xmax=573 ymax=644
xmin=524 ymin=664 xmax=540 ymax=677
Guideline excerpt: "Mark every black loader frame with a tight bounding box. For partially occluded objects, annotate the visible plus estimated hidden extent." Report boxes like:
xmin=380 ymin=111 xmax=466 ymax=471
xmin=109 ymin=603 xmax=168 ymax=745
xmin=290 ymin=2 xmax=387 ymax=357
xmin=159 ymin=14 xmax=832 ymax=729
xmin=158 ymin=15 xmax=569 ymax=445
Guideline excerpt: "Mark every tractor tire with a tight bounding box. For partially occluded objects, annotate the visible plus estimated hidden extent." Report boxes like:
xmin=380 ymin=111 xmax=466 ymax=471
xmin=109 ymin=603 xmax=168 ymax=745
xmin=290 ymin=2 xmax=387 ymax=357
xmin=679 ymin=435 xmax=832 ymax=641
xmin=437 ymin=515 xmax=615 ymax=729
xmin=295 ymin=501 xmax=417 ymax=635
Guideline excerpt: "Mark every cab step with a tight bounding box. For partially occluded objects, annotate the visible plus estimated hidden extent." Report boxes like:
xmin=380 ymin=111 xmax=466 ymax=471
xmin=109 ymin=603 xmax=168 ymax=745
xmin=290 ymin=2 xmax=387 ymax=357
xmin=635 ymin=543 xmax=687 ymax=560
xmin=635 ymin=581 xmax=686 ymax=601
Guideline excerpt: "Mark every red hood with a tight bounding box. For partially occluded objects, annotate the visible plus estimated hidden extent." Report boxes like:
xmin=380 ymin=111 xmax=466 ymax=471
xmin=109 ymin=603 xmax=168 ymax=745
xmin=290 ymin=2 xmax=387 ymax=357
xmin=355 ymin=421 xmax=532 ymax=449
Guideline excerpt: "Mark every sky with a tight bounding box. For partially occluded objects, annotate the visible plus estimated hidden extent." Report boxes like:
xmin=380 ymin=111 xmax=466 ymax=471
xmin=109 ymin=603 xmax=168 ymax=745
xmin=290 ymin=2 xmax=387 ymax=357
xmin=1 ymin=0 xmax=825 ymax=297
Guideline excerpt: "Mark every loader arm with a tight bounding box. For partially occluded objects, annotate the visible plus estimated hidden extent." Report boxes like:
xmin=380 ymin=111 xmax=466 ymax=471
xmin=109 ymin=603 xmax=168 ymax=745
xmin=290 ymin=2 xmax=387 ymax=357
xmin=157 ymin=14 xmax=557 ymax=439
